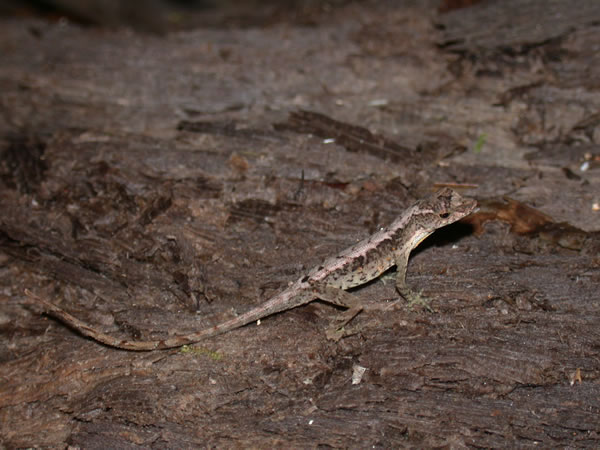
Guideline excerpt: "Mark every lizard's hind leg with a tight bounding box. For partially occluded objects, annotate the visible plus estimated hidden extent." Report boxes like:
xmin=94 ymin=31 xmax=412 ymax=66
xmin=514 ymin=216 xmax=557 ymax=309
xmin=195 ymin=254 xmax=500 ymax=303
xmin=308 ymin=283 xmax=364 ymax=340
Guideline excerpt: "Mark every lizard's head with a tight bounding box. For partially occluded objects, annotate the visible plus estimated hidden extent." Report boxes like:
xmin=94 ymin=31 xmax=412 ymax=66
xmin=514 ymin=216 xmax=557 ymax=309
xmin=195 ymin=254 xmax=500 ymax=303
xmin=415 ymin=187 xmax=477 ymax=233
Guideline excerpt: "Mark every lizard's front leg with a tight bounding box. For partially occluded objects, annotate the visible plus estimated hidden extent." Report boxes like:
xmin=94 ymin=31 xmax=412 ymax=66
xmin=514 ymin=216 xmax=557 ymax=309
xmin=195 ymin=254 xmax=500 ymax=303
xmin=394 ymin=251 xmax=429 ymax=309
xmin=308 ymin=282 xmax=364 ymax=339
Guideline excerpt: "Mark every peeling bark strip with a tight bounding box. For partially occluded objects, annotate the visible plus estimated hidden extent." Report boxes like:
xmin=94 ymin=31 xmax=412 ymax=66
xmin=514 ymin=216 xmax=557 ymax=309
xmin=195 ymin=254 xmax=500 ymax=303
xmin=24 ymin=189 xmax=476 ymax=351
xmin=275 ymin=110 xmax=415 ymax=163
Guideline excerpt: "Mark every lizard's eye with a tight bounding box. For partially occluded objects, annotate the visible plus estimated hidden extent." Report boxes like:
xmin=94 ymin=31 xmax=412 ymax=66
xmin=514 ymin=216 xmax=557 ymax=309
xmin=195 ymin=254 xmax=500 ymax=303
xmin=439 ymin=212 xmax=450 ymax=218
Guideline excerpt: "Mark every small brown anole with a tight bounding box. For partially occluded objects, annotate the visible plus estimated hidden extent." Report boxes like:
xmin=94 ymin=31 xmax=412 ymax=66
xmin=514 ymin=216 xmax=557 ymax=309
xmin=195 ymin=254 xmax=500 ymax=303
xmin=24 ymin=188 xmax=477 ymax=351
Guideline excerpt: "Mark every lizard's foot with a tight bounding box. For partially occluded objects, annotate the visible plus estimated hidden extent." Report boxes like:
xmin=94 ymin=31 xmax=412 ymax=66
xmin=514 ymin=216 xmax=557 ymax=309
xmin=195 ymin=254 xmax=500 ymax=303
xmin=326 ymin=325 xmax=345 ymax=341
xmin=403 ymin=289 xmax=433 ymax=312
xmin=325 ymin=307 xmax=362 ymax=341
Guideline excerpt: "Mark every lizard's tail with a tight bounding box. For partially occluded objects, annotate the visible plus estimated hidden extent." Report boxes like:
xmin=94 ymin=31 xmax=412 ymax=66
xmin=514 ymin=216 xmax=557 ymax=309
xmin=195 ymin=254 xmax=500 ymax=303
xmin=23 ymin=289 xmax=265 ymax=351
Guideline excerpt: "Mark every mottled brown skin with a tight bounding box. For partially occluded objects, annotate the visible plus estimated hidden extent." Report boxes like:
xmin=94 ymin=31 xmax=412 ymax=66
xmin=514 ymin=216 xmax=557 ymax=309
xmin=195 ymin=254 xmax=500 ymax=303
xmin=24 ymin=188 xmax=477 ymax=351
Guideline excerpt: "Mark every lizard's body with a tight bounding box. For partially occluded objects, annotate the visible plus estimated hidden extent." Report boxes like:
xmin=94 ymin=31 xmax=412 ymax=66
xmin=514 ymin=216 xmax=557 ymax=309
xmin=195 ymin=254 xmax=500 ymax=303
xmin=25 ymin=188 xmax=477 ymax=351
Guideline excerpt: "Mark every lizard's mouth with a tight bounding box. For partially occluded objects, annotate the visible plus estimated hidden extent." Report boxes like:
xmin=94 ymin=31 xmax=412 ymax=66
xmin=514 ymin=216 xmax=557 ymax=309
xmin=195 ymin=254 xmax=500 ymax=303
xmin=413 ymin=231 xmax=434 ymax=249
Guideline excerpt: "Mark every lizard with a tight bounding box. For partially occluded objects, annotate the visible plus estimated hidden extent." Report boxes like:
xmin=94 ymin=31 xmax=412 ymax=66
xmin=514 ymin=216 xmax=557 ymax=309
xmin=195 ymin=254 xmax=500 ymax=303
xmin=24 ymin=187 xmax=477 ymax=351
